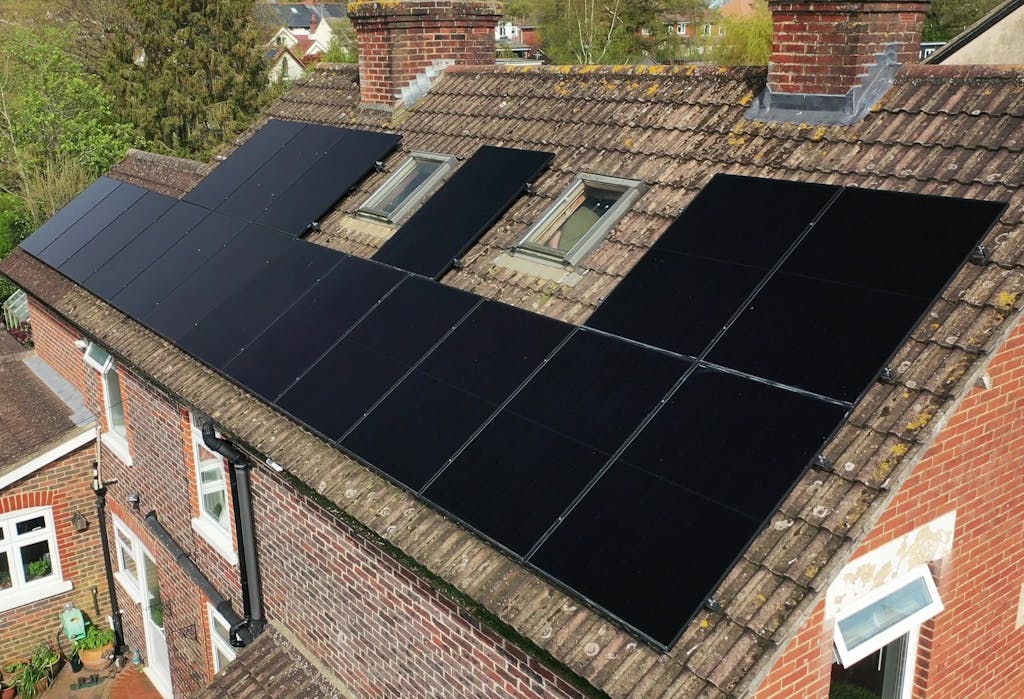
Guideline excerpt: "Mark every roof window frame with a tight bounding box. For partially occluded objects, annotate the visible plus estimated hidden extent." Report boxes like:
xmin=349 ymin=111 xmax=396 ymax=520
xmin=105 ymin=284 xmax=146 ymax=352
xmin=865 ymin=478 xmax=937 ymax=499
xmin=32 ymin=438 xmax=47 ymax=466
xmin=515 ymin=173 xmax=647 ymax=267
xmin=358 ymin=151 xmax=457 ymax=224
xmin=833 ymin=564 xmax=943 ymax=668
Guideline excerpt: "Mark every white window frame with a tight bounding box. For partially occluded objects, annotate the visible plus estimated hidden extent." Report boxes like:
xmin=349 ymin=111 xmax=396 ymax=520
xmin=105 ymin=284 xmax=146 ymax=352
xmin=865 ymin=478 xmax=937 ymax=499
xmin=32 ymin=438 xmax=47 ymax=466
xmin=0 ymin=507 xmax=73 ymax=612
xmin=515 ymin=173 xmax=647 ymax=267
xmin=701 ymin=23 xmax=712 ymax=37
xmin=207 ymin=604 xmax=237 ymax=672
xmin=83 ymin=341 xmax=132 ymax=465
xmin=189 ymin=413 xmax=238 ymax=565
xmin=834 ymin=564 xmax=943 ymax=668
xmin=112 ymin=515 xmax=143 ymax=603
xmin=358 ymin=152 xmax=456 ymax=224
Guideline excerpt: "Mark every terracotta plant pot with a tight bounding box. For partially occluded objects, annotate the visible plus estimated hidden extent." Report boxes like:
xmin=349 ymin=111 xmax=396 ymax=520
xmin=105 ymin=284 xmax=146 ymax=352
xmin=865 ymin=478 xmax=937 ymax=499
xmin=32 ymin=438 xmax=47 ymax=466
xmin=1 ymin=685 xmax=14 ymax=699
xmin=78 ymin=643 xmax=114 ymax=671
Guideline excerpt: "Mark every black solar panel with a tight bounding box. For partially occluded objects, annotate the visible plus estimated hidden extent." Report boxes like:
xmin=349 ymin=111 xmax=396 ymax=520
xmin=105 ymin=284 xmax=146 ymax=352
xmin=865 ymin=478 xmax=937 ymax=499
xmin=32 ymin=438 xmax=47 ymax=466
xmin=342 ymin=371 xmax=497 ymax=490
xmin=178 ymin=241 xmax=343 ymax=368
xmin=585 ymin=249 xmax=766 ymax=358
xmin=183 ymin=118 xmax=304 ymax=209
xmin=707 ymin=273 xmax=934 ymax=402
xmin=373 ymin=146 xmax=554 ymax=278
xmin=20 ymin=177 xmax=121 ymax=257
xmin=141 ymin=223 xmax=294 ymax=342
xmin=224 ymin=257 xmax=405 ymax=401
xmin=424 ymin=411 xmax=611 ymax=556
xmin=34 ymin=183 xmax=147 ymax=268
xmin=59 ymin=191 xmax=176 ymax=282
xmin=217 ymin=124 xmax=348 ymax=222
xmin=83 ymin=201 xmax=210 ymax=301
xmin=111 ymin=211 xmax=248 ymax=319
xmin=782 ymin=187 xmax=1004 ymax=299
xmin=257 ymin=129 xmax=401 ymax=235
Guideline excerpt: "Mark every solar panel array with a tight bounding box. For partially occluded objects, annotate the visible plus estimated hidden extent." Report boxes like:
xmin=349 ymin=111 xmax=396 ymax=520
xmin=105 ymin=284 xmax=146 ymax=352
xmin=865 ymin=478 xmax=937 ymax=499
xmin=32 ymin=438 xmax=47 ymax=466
xmin=18 ymin=115 xmax=1006 ymax=649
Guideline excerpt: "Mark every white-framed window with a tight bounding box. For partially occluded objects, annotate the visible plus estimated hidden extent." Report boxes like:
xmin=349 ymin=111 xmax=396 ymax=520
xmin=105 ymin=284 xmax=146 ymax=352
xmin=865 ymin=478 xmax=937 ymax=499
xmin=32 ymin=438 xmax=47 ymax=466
xmin=677 ymin=21 xmax=688 ymax=35
xmin=515 ymin=173 xmax=647 ymax=267
xmin=701 ymin=23 xmax=712 ymax=37
xmin=0 ymin=508 xmax=72 ymax=612
xmin=112 ymin=515 xmax=142 ymax=603
xmin=83 ymin=341 xmax=132 ymax=464
xmin=358 ymin=152 xmax=456 ymax=224
xmin=189 ymin=413 xmax=237 ymax=565
xmin=718 ymin=25 xmax=726 ymax=37
xmin=207 ymin=605 xmax=237 ymax=673
xmin=831 ymin=565 xmax=943 ymax=698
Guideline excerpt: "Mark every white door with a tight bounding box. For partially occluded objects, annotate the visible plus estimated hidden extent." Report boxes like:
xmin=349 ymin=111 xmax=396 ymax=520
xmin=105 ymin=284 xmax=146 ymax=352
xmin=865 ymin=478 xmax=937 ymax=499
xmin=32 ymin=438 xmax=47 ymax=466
xmin=140 ymin=549 xmax=173 ymax=698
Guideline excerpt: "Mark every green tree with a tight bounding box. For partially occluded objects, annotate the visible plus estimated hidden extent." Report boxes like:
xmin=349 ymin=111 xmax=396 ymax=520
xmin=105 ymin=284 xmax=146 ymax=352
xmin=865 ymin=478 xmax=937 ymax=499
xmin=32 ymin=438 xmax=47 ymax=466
xmin=711 ymin=0 xmax=772 ymax=66
xmin=0 ymin=26 xmax=134 ymax=224
xmin=107 ymin=1 xmax=272 ymax=159
xmin=924 ymin=0 xmax=1002 ymax=41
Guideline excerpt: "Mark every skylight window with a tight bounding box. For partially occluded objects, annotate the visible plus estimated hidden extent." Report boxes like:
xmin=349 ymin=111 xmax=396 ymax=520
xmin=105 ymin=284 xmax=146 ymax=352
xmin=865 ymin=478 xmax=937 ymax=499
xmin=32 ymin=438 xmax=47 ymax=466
xmin=516 ymin=173 xmax=646 ymax=266
xmin=359 ymin=152 xmax=456 ymax=224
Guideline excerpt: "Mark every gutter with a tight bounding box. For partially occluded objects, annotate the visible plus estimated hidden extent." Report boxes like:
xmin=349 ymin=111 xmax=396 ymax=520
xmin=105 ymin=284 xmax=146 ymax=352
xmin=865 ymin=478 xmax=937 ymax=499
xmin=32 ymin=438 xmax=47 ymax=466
xmin=143 ymin=511 xmax=254 ymax=645
xmin=202 ymin=422 xmax=267 ymax=637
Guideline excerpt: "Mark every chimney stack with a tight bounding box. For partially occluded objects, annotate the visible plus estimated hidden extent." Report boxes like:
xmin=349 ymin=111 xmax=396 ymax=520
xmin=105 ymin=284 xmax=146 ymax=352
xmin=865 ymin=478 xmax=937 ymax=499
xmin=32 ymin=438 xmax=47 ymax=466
xmin=748 ymin=0 xmax=931 ymax=124
xmin=348 ymin=0 xmax=501 ymax=109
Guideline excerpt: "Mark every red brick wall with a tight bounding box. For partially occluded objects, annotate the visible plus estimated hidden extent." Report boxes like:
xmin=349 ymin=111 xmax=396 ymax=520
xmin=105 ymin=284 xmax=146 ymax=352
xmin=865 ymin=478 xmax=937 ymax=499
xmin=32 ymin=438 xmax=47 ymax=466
xmin=768 ymin=0 xmax=929 ymax=95
xmin=29 ymin=297 xmax=90 ymax=403
xmin=756 ymin=319 xmax=1024 ymax=698
xmin=349 ymin=0 xmax=500 ymax=105
xmin=252 ymin=467 xmax=585 ymax=698
xmin=0 ymin=443 xmax=108 ymax=664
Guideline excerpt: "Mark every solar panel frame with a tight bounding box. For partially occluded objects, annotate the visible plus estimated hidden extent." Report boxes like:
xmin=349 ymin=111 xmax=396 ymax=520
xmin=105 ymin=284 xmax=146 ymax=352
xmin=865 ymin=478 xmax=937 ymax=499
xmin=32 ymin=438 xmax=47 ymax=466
xmin=20 ymin=177 xmax=122 ymax=257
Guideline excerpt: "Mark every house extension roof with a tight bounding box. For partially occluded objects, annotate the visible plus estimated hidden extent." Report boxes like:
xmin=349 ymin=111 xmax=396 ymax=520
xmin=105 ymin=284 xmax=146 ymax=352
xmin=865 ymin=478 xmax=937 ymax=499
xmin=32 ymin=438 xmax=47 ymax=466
xmin=0 ymin=332 xmax=91 ymax=471
xmin=923 ymin=0 xmax=1024 ymax=64
xmin=4 ymin=62 xmax=1024 ymax=697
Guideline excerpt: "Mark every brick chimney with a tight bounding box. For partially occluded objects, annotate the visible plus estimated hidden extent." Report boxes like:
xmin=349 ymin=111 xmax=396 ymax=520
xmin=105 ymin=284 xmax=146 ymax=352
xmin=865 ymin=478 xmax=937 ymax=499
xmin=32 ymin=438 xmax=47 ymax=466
xmin=348 ymin=0 xmax=501 ymax=109
xmin=309 ymin=11 xmax=319 ymax=37
xmin=748 ymin=0 xmax=931 ymax=124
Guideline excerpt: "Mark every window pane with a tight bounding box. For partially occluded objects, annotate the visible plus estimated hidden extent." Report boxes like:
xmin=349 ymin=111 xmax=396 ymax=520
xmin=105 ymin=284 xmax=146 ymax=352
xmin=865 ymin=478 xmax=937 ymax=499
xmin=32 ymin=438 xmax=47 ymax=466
xmin=212 ymin=613 xmax=231 ymax=642
xmin=0 ymin=525 xmax=6 ymax=542
xmin=85 ymin=343 xmax=110 ymax=368
xmin=203 ymin=490 xmax=229 ymax=526
xmin=105 ymin=370 xmax=128 ymax=439
xmin=533 ymin=187 xmax=620 ymax=253
xmin=16 ymin=516 xmax=46 ymax=535
xmin=368 ymin=159 xmax=442 ymax=217
xmin=839 ymin=577 xmax=932 ymax=651
xmin=116 ymin=531 xmax=138 ymax=580
xmin=214 ymin=646 xmax=232 ymax=672
xmin=144 ymin=554 xmax=163 ymax=629
xmin=0 ymin=552 xmax=10 ymax=590
xmin=199 ymin=462 xmax=225 ymax=485
xmin=20 ymin=540 xmax=52 ymax=581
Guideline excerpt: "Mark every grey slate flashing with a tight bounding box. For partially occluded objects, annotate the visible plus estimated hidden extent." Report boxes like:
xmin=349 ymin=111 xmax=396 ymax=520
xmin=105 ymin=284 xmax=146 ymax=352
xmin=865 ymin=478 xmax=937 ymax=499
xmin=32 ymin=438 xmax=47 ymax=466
xmin=746 ymin=44 xmax=900 ymax=126
xmin=23 ymin=354 xmax=93 ymax=427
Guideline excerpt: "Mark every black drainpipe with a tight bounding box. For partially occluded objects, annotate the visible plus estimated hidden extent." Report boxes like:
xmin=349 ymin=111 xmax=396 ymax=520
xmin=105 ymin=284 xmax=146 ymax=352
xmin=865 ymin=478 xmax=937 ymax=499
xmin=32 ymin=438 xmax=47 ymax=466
xmin=143 ymin=511 xmax=253 ymax=645
xmin=201 ymin=422 xmax=266 ymax=637
xmin=92 ymin=465 xmax=126 ymax=655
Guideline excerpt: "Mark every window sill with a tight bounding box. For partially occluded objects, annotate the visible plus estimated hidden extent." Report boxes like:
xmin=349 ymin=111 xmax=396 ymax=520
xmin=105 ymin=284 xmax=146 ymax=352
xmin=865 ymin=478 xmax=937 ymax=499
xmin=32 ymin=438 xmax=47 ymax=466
xmin=191 ymin=517 xmax=238 ymax=566
xmin=493 ymin=251 xmax=586 ymax=285
xmin=114 ymin=571 xmax=142 ymax=604
xmin=0 ymin=579 xmax=73 ymax=612
xmin=101 ymin=432 xmax=133 ymax=466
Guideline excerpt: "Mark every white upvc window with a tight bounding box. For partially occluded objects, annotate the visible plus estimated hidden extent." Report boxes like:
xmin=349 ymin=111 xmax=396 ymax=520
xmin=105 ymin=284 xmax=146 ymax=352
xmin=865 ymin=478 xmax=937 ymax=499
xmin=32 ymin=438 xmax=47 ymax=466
xmin=0 ymin=508 xmax=72 ymax=611
xmin=358 ymin=152 xmax=456 ymax=224
xmin=207 ymin=605 xmax=237 ymax=673
xmin=701 ymin=23 xmax=712 ymax=37
xmin=189 ymin=413 xmax=237 ymax=565
xmin=516 ymin=173 xmax=647 ymax=267
xmin=84 ymin=341 xmax=132 ymax=464
xmin=112 ymin=515 xmax=142 ymax=603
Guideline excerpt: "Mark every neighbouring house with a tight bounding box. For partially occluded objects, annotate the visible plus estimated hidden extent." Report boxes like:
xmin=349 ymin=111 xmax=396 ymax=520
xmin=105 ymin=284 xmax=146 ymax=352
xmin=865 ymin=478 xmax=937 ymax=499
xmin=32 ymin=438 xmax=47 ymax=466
xmin=266 ymin=46 xmax=307 ymax=83
xmin=924 ymin=0 xmax=1024 ymax=64
xmin=0 ymin=327 xmax=101 ymax=664
xmin=5 ymin=2 xmax=1024 ymax=699
xmin=261 ymin=4 xmax=336 ymax=64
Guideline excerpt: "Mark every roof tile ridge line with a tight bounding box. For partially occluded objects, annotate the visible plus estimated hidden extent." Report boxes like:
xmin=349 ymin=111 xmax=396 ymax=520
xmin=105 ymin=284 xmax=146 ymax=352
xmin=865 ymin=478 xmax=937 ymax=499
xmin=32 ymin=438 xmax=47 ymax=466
xmin=884 ymin=105 xmax=1021 ymax=119
xmin=415 ymin=326 xmax=583 ymax=494
xmin=334 ymin=295 xmax=486 ymax=443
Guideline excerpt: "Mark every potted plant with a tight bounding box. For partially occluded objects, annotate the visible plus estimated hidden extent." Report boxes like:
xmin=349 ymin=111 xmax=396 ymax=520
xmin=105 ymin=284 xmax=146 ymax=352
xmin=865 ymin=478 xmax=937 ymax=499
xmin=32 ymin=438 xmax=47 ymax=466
xmin=5 ymin=646 xmax=61 ymax=699
xmin=73 ymin=625 xmax=115 ymax=671
xmin=0 ymin=661 xmax=21 ymax=699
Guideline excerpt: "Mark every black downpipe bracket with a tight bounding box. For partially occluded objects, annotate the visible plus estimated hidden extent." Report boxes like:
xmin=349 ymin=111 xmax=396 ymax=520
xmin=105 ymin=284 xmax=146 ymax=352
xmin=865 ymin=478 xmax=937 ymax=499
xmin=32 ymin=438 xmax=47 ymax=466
xmin=202 ymin=422 xmax=266 ymax=637
xmin=93 ymin=471 xmax=127 ymax=655
xmin=143 ymin=511 xmax=253 ymax=645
